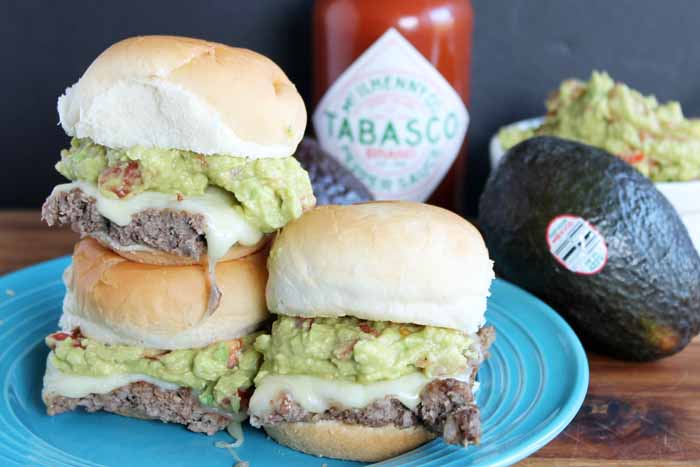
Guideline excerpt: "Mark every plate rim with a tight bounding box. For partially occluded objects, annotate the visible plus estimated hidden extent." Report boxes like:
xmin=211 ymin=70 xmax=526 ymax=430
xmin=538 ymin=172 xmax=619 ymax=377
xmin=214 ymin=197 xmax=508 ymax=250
xmin=480 ymin=279 xmax=589 ymax=467
xmin=0 ymin=256 xmax=589 ymax=467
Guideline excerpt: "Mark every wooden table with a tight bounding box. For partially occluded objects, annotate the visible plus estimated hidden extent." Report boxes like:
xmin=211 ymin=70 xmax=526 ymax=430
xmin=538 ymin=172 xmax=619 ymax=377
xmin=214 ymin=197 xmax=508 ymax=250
xmin=1 ymin=211 xmax=698 ymax=466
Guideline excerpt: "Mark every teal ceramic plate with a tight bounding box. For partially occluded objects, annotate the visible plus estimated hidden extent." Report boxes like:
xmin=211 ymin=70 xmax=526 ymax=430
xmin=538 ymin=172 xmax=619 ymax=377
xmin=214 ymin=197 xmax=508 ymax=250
xmin=0 ymin=257 xmax=588 ymax=467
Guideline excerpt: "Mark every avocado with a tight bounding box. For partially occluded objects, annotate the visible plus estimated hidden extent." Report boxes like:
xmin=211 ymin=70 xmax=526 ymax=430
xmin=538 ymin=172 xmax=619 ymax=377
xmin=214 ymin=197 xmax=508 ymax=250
xmin=294 ymin=138 xmax=373 ymax=205
xmin=479 ymin=136 xmax=700 ymax=361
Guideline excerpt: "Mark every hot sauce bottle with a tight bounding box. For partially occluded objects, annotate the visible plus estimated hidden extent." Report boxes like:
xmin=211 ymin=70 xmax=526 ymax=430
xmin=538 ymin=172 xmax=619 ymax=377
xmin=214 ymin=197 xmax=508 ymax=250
xmin=312 ymin=0 xmax=473 ymax=209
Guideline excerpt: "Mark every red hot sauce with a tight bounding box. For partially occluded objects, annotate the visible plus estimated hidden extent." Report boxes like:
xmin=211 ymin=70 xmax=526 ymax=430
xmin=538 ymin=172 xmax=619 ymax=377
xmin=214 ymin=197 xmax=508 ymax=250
xmin=312 ymin=0 xmax=473 ymax=209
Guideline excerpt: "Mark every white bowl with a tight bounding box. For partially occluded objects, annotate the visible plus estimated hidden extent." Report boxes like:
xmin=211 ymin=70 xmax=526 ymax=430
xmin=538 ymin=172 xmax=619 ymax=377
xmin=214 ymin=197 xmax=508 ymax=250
xmin=489 ymin=117 xmax=700 ymax=252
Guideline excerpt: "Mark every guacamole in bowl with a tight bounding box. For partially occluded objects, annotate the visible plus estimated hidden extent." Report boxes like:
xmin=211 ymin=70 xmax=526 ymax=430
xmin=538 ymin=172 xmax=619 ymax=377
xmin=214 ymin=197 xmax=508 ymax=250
xmin=491 ymin=72 xmax=700 ymax=253
xmin=496 ymin=71 xmax=700 ymax=182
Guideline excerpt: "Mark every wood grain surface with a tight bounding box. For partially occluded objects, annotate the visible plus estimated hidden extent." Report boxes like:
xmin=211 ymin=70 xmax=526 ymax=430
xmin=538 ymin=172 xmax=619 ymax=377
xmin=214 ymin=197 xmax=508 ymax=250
xmin=1 ymin=210 xmax=698 ymax=466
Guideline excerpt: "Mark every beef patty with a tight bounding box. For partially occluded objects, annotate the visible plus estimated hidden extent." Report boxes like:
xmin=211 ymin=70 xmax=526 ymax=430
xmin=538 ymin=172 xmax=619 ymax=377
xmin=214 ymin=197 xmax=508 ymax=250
xmin=251 ymin=326 xmax=496 ymax=447
xmin=251 ymin=378 xmax=480 ymax=447
xmin=42 ymin=188 xmax=207 ymax=259
xmin=44 ymin=381 xmax=231 ymax=435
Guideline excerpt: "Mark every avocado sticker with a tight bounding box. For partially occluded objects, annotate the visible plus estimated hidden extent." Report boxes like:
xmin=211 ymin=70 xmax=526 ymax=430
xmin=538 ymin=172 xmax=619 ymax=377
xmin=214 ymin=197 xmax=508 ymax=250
xmin=546 ymin=215 xmax=608 ymax=275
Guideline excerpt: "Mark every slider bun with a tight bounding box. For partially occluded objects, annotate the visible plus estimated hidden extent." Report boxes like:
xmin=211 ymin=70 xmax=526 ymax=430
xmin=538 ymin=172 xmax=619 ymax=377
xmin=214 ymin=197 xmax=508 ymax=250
xmin=58 ymin=35 xmax=306 ymax=159
xmin=264 ymin=421 xmax=435 ymax=462
xmin=266 ymin=202 xmax=494 ymax=333
xmin=61 ymin=238 xmax=269 ymax=349
xmin=92 ymin=232 xmax=271 ymax=266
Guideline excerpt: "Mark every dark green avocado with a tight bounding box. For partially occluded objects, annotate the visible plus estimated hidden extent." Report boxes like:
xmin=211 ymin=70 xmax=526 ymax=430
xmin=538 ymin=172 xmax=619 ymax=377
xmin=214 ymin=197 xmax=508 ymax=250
xmin=295 ymin=138 xmax=373 ymax=205
xmin=479 ymin=136 xmax=700 ymax=361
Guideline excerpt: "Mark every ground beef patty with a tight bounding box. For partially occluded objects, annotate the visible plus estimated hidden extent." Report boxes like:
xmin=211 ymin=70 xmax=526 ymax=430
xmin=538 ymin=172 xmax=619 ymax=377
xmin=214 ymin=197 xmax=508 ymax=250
xmin=258 ymin=394 xmax=419 ymax=429
xmin=44 ymin=381 xmax=231 ymax=435
xmin=41 ymin=188 xmax=207 ymax=259
xmin=252 ymin=378 xmax=479 ymax=446
xmin=252 ymin=326 xmax=495 ymax=447
xmin=420 ymin=379 xmax=481 ymax=446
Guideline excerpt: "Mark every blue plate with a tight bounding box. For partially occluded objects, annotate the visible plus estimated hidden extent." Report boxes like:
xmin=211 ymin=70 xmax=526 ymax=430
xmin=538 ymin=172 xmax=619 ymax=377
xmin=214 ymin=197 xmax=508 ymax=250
xmin=0 ymin=257 xmax=588 ymax=467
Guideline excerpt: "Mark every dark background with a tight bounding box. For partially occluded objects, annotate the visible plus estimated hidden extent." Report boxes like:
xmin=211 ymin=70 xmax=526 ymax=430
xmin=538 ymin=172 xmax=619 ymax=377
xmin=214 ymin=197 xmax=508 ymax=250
xmin=3 ymin=0 xmax=700 ymax=216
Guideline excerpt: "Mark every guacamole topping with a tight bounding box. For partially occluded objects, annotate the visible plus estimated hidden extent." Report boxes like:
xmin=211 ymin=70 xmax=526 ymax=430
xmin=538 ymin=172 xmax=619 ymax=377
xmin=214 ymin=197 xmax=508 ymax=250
xmin=498 ymin=71 xmax=700 ymax=182
xmin=254 ymin=316 xmax=478 ymax=384
xmin=46 ymin=331 xmax=261 ymax=413
xmin=55 ymin=138 xmax=315 ymax=231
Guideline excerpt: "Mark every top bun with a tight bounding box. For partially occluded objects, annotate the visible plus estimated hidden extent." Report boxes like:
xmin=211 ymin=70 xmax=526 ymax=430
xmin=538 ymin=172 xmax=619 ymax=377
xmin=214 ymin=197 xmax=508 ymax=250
xmin=266 ymin=202 xmax=494 ymax=333
xmin=58 ymin=35 xmax=306 ymax=159
xmin=61 ymin=238 xmax=269 ymax=349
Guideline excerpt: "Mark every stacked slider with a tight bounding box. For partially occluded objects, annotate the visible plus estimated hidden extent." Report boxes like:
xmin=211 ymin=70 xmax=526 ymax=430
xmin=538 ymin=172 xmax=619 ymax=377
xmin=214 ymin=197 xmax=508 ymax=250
xmin=40 ymin=35 xmax=315 ymax=434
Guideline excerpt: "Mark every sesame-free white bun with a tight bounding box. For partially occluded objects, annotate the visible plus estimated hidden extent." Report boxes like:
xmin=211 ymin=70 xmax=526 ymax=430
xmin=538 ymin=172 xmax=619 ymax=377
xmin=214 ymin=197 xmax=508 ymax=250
xmin=60 ymin=238 xmax=269 ymax=349
xmin=266 ymin=202 xmax=494 ymax=333
xmin=58 ymin=35 xmax=306 ymax=159
xmin=92 ymin=232 xmax=271 ymax=266
xmin=264 ymin=421 xmax=435 ymax=462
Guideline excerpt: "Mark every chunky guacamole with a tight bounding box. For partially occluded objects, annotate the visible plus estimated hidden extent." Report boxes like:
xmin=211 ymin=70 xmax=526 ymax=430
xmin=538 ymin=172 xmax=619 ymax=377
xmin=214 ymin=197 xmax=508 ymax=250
xmin=46 ymin=331 xmax=261 ymax=412
xmin=254 ymin=316 xmax=478 ymax=384
xmin=498 ymin=71 xmax=700 ymax=182
xmin=55 ymin=138 xmax=315 ymax=231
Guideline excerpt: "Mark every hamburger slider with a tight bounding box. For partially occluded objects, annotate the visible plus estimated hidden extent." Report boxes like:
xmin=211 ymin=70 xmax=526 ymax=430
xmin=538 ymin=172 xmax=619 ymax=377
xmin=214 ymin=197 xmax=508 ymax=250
xmin=42 ymin=36 xmax=315 ymax=268
xmin=249 ymin=202 xmax=496 ymax=461
xmin=43 ymin=238 xmax=268 ymax=434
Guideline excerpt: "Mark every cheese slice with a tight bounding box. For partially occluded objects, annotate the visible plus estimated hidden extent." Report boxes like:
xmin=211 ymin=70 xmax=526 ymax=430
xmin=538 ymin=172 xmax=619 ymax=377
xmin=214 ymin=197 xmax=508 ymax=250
xmin=51 ymin=181 xmax=264 ymax=262
xmin=249 ymin=372 xmax=474 ymax=419
xmin=42 ymin=356 xmax=179 ymax=399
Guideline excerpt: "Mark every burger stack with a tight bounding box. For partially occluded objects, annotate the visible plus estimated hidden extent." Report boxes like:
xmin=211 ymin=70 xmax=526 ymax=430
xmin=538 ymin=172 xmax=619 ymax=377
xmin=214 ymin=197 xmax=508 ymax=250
xmin=40 ymin=35 xmax=315 ymax=434
xmin=39 ymin=34 xmax=497 ymax=463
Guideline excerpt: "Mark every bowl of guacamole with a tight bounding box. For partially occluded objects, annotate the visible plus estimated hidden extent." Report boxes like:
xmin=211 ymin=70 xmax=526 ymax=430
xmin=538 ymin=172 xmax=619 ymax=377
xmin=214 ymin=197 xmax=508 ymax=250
xmin=490 ymin=71 xmax=700 ymax=252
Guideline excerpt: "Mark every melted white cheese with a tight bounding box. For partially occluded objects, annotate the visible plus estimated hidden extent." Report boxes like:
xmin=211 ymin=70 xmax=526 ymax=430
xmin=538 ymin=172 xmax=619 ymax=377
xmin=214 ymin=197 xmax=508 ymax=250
xmin=52 ymin=181 xmax=263 ymax=262
xmin=249 ymin=372 xmax=474 ymax=418
xmin=42 ymin=357 xmax=179 ymax=399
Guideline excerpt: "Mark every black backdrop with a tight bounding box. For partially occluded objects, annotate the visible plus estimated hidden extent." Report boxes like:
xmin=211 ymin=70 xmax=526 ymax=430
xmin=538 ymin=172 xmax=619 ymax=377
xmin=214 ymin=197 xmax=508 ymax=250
xmin=3 ymin=0 xmax=700 ymax=216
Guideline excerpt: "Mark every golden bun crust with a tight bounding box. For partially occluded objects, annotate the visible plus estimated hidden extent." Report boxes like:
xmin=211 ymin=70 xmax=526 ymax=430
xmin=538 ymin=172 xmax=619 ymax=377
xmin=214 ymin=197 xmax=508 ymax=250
xmin=62 ymin=238 xmax=269 ymax=349
xmin=58 ymin=35 xmax=306 ymax=158
xmin=266 ymin=202 xmax=494 ymax=333
xmin=96 ymin=234 xmax=271 ymax=266
xmin=264 ymin=421 xmax=435 ymax=462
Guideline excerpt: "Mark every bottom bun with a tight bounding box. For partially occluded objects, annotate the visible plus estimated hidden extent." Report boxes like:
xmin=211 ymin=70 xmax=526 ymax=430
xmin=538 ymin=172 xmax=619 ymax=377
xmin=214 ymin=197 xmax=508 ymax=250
xmin=93 ymin=232 xmax=270 ymax=266
xmin=264 ymin=421 xmax=435 ymax=462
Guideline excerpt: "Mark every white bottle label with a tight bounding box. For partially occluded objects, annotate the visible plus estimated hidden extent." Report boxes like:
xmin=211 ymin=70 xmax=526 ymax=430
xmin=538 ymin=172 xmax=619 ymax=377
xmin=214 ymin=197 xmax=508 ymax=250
xmin=312 ymin=28 xmax=469 ymax=201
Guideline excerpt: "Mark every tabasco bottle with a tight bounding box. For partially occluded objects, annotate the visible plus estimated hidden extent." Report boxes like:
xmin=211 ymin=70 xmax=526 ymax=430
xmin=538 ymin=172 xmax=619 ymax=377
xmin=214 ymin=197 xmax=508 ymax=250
xmin=312 ymin=0 xmax=473 ymax=209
